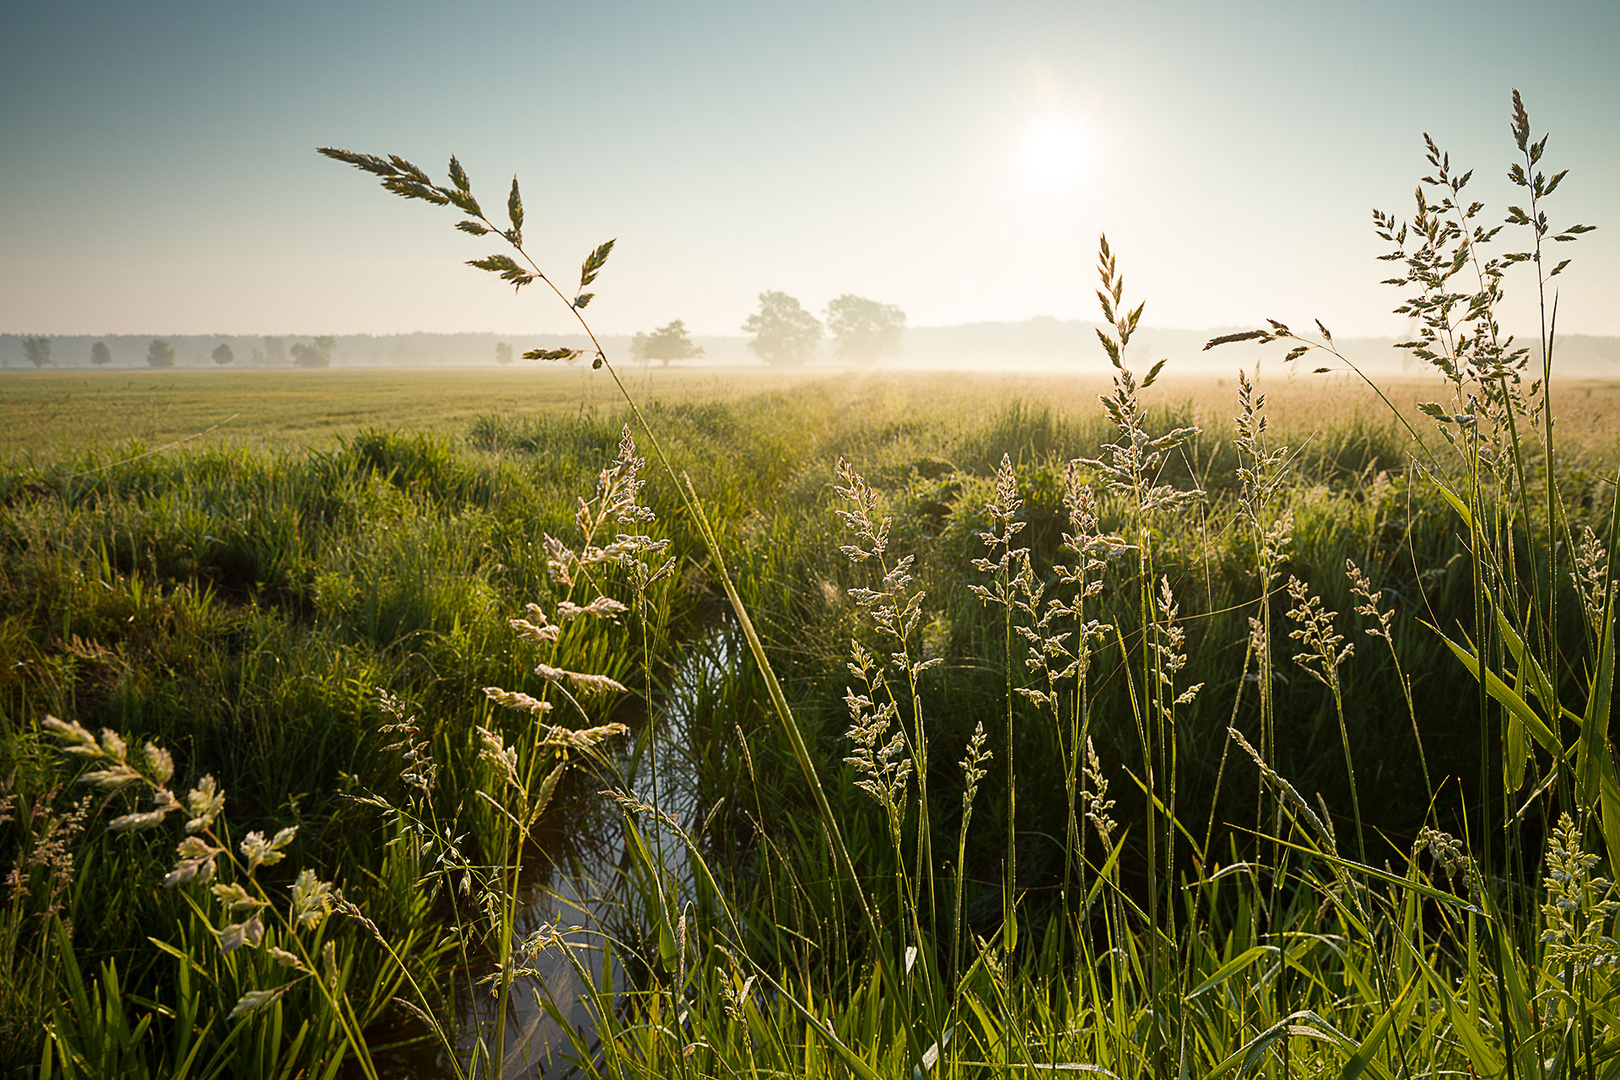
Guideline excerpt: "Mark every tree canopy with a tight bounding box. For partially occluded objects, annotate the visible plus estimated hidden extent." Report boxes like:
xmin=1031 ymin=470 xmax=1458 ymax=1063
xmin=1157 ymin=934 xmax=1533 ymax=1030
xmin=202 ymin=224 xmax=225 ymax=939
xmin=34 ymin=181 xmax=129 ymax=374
xmin=494 ymin=341 xmax=514 ymax=364
xmin=90 ymin=341 xmax=111 ymax=366
xmin=825 ymin=295 xmax=905 ymax=363
xmin=291 ymin=336 xmax=335 ymax=368
xmin=146 ymin=339 xmax=175 ymax=368
xmin=22 ymin=337 xmax=51 ymax=368
xmin=631 ymin=319 xmax=705 ymax=367
xmin=742 ymin=292 xmax=821 ymax=366
xmin=211 ymin=343 xmax=235 ymax=366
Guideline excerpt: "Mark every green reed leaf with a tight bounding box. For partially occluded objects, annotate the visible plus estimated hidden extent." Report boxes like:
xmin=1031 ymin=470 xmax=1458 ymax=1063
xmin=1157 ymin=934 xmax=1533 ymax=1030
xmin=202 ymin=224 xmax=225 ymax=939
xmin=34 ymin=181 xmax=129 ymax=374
xmin=1431 ymin=626 xmax=1563 ymax=760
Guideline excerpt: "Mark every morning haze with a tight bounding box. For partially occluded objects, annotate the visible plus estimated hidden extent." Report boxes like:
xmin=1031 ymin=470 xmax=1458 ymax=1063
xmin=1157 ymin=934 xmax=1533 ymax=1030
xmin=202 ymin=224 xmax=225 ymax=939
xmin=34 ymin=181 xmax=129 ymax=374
xmin=11 ymin=4 xmax=1620 ymax=1078
xmin=1 ymin=0 xmax=1616 ymax=348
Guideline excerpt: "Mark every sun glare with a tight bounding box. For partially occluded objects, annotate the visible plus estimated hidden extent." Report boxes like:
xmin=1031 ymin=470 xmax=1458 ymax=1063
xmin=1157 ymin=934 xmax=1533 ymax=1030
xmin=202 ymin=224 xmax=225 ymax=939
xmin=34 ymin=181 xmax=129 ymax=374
xmin=1017 ymin=115 xmax=1089 ymax=192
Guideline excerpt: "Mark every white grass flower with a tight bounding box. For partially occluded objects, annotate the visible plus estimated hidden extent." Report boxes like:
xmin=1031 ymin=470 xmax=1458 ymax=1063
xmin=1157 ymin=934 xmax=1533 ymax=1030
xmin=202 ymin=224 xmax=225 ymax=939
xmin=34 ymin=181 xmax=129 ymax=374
xmin=1153 ymin=578 xmax=1202 ymax=708
xmin=959 ymin=722 xmax=991 ymax=820
xmin=533 ymin=663 xmax=627 ymax=695
xmin=969 ymin=455 xmax=1029 ymax=610
xmin=1229 ymin=726 xmax=1334 ymax=852
xmin=289 ymin=868 xmax=334 ymax=929
xmin=476 ymin=728 xmax=520 ymax=787
xmin=1572 ymin=526 xmax=1614 ymax=639
xmin=98 ymin=729 xmax=128 ymax=762
xmin=269 ymin=946 xmax=308 ymax=972
xmin=227 ymin=986 xmax=288 ymax=1021
xmin=42 ymin=715 xmax=100 ymax=756
xmin=211 ymin=881 xmax=266 ymax=912
xmin=1413 ymin=826 xmax=1473 ymax=884
xmin=843 ymin=640 xmax=912 ymax=822
xmin=185 ymin=775 xmax=225 ymax=834
xmin=834 ymin=457 xmax=891 ymax=562
xmin=556 ymin=596 xmax=629 ymax=622
xmin=1081 ymin=738 xmax=1117 ymax=846
xmin=1541 ymin=813 xmax=1620 ymax=977
xmin=1346 ymin=559 xmax=1396 ymax=641
xmin=483 ymin=686 xmax=554 ymax=714
xmin=217 ymin=911 xmax=264 ymax=953
xmin=143 ymin=742 xmax=174 ymax=786
xmin=78 ymin=763 xmax=143 ymax=792
xmin=509 ymin=604 xmax=561 ymax=643
xmin=540 ymin=722 xmax=628 ymax=759
xmin=107 ymin=787 xmax=180 ymax=832
xmin=1079 ymin=237 xmax=1204 ymax=519
xmin=241 ymin=829 xmax=291 ymax=871
xmin=165 ymin=835 xmax=222 ymax=886
xmin=1285 ymin=576 xmax=1352 ymax=689
xmin=542 ymin=535 xmax=577 ymax=588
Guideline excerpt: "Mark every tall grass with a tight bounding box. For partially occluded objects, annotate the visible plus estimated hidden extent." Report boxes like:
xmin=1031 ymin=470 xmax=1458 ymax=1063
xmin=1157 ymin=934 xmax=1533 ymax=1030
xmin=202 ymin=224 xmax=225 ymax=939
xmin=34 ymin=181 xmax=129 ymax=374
xmin=2 ymin=89 xmax=1615 ymax=1079
xmin=506 ymin=90 xmax=1619 ymax=1080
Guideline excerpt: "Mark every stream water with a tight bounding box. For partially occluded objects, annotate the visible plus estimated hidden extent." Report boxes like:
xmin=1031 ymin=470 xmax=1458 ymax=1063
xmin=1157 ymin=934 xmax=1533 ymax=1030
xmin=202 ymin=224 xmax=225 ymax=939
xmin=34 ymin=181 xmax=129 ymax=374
xmin=402 ymin=625 xmax=729 ymax=1079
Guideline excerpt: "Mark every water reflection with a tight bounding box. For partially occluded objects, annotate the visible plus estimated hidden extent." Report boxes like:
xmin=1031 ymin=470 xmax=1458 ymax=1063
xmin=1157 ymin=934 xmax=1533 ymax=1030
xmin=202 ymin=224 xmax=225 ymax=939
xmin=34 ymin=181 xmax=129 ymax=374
xmin=431 ymin=623 xmax=730 ymax=1078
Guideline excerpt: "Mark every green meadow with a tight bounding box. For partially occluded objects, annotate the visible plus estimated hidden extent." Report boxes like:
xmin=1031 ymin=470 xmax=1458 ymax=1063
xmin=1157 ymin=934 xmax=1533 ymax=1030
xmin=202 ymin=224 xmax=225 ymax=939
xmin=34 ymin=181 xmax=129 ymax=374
xmin=4 ymin=357 xmax=1619 ymax=1078
xmin=6 ymin=95 xmax=1620 ymax=1079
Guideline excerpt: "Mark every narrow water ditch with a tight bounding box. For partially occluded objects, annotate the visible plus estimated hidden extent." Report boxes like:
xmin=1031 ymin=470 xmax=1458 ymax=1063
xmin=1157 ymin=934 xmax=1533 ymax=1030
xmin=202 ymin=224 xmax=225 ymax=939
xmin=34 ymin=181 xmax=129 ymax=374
xmin=403 ymin=620 xmax=739 ymax=1078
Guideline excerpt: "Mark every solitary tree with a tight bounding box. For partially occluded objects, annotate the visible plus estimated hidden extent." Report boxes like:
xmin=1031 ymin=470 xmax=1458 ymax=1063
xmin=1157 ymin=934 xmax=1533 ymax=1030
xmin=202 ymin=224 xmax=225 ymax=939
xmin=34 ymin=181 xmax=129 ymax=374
xmin=91 ymin=341 xmax=112 ymax=366
xmin=630 ymin=319 xmax=705 ymax=367
xmin=290 ymin=336 xmax=335 ymax=368
xmin=495 ymin=341 xmax=514 ymax=364
xmin=825 ymin=294 xmax=906 ymax=363
xmin=212 ymin=342 xmax=235 ymax=366
xmin=22 ymin=336 xmax=51 ymax=367
xmin=742 ymin=291 xmax=821 ymax=366
xmin=147 ymin=338 xmax=176 ymax=368
xmin=262 ymin=336 xmax=287 ymax=366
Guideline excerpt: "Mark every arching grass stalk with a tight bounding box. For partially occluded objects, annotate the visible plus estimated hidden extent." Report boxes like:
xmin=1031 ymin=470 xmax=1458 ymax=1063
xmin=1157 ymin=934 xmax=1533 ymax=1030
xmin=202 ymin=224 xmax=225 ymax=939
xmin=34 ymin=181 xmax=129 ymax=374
xmin=1283 ymin=576 xmax=1363 ymax=862
xmin=1017 ymin=469 xmax=1121 ymax=925
xmin=1231 ymin=370 xmax=1291 ymax=847
xmin=1347 ymin=558 xmax=1433 ymax=805
xmin=968 ymin=452 xmax=1026 ymax=983
xmin=953 ymin=723 xmax=991 ymax=981
xmin=1207 ymin=89 xmax=1598 ymax=878
xmin=834 ymin=460 xmax=940 ymax=953
xmin=317 ymin=145 xmax=885 ymax=1074
xmin=1079 ymin=234 xmax=1201 ymax=1072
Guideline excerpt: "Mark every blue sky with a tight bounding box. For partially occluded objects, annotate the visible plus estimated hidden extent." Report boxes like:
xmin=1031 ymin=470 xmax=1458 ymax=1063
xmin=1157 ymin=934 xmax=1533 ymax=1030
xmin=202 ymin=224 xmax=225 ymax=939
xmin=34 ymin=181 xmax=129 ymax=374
xmin=2 ymin=0 xmax=1615 ymax=338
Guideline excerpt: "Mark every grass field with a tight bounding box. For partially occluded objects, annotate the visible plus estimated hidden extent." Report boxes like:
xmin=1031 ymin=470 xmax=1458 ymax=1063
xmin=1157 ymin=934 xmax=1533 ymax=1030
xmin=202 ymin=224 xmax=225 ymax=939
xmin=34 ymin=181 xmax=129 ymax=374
xmin=3 ymin=356 xmax=1620 ymax=1080
xmin=0 ymin=366 xmax=834 ymax=456
xmin=8 ymin=363 xmax=1620 ymax=459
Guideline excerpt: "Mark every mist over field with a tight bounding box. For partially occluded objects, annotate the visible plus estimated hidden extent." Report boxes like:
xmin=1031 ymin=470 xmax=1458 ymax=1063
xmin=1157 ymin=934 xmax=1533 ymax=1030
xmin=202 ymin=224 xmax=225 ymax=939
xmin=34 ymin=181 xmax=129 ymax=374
xmin=6 ymin=1 xmax=1620 ymax=1077
xmin=7 ymin=322 xmax=1620 ymax=375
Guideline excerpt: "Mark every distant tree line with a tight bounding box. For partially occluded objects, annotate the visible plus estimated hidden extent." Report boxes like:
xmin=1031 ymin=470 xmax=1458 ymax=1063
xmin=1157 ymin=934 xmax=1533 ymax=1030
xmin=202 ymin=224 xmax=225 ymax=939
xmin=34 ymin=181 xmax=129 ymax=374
xmin=632 ymin=291 xmax=906 ymax=369
xmin=6 ymin=297 xmax=909 ymax=371
xmin=738 ymin=291 xmax=906 ymax=366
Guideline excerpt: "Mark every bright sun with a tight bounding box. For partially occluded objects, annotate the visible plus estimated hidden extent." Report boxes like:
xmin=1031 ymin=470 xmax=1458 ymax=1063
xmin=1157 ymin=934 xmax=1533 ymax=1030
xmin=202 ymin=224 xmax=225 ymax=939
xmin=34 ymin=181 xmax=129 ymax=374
xmin=1017 ymin=115 xmax=1089 ymax=192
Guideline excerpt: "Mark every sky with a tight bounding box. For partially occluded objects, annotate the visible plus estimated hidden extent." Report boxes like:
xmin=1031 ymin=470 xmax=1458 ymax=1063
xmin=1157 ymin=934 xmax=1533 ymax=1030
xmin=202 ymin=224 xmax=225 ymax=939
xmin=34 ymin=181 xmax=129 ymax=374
xmin=1 ymin=0 xmax=1616 ymax=340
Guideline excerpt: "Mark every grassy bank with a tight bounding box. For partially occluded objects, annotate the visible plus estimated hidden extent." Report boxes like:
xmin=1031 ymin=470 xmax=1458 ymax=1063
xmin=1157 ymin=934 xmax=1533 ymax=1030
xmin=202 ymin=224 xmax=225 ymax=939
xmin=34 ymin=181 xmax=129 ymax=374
xmin=3 ymin=362 xmax=1615 ymax=1075
xmin=10 ymin=90 xmax=1620 ymax=1079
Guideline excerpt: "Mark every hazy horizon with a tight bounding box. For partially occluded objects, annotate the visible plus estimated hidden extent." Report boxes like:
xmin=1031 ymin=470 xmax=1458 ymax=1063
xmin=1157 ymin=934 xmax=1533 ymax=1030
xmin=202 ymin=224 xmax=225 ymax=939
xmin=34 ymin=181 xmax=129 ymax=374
xmin=9 ymin=319 xmax=1620 ymax=377
xmin=3 ymin=1 xmax=1616 ymax=341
